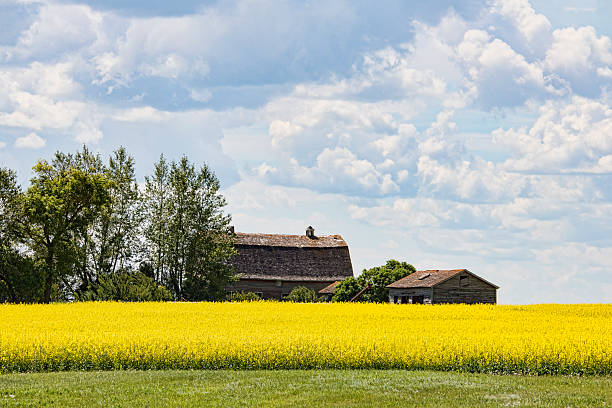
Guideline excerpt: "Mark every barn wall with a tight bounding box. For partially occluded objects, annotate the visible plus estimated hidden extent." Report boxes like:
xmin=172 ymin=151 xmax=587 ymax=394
xmin=232 ymin=245 xmax=353 ymax=280
xmin=432 ymin=273 xmax=497 ymax=304
xmin=226 ymin=279 xmax=335 ymax=300
xmin=388 ymin=288 xmax=433 ymax=304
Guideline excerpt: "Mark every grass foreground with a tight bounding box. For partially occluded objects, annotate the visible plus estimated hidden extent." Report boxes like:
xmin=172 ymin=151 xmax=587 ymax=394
xmin=1 ymin=370 xmax=610 ymax=407
xmin=2 ymin=302 xmax=611 ymax=374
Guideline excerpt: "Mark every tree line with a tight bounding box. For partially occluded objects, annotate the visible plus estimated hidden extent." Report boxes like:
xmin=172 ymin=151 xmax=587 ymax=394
xmin=0 ymin=146 xmax=235 ymax=303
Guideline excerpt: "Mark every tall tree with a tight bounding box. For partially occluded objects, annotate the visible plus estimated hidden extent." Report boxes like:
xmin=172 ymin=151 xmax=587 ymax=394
xmin=142 ymin=155 xmax=171 ymax=284
xmin=0 ymin=167 xmax=43 ymax=303
xmin=0 ymin=167 xmax=21 ymax=252
xmin=179 ymin=160 xmax=236 ymax=301
xmin=22 ymin=150 xmax=111 ymax=303
xmin=90 ymin=147 xmax=141 ymax=277
xmin=142 ymin=156 xmax=235 ymax=300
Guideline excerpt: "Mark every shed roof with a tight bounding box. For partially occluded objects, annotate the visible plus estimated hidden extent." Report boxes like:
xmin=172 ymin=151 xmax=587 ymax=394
xmin=386 ymin=269 xmax=499 ymax=289
xmin=318 ymin=281 xmax=342 ymax=294
xmin=236 ymin=232 xmax=347 ymax=248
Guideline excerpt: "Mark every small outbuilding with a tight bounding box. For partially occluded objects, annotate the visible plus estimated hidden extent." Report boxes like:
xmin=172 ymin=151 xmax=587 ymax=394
xmin=227 ymin=227 xmax=354 ymax=300
xmin=318 ymin=281 xmax=342 ymax=301
xmin=386 ymin=269 xmax=498 ymax=304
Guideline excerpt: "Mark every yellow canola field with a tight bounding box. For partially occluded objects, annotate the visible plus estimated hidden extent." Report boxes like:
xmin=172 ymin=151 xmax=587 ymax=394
xmin=0 ymin=302 xmax=610 ymax=374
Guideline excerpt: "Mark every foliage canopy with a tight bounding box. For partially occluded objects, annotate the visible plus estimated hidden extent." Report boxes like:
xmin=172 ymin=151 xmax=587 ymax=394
xmin=332 ymin=259 xmax=415 ymax=302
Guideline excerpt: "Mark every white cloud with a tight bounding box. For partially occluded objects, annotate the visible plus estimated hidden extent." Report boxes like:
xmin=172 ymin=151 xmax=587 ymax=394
xmin=14 ymin=132 xmax=45 ymax=149
xmin=490 ymin=0 xmax=552 ymax=48
xmin=189 ymin=88 xmax=212 ymax=103
xmin=456 ymin=29 xmax=560 ymax=107
xmin=0 ymin=61 xmax=103 ymax=142
xmin=371 ymin=124 xmax=417 ymax=157
xmin=563 ymin=7 xmax=596 ymax=13
xmin=494 ymin=96 xmax=612 ymax=172
xmin=2 ymin=3 xmax=107 ymax=61
xmin=256 ymin=147 xmax=399 ymax=196
xmin=544 ymin=26 xmax=612 ymax=75
xmin=0 ymin=140 xmax=6 ymax=149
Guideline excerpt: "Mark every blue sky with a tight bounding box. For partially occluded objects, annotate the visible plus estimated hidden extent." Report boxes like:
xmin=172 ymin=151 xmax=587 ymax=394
xmin=1 ymin=0 xmax=612 ymax=304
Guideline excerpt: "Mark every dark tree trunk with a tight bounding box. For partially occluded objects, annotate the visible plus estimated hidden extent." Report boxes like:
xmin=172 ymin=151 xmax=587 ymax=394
xmin=43 ymin=249 xmax=54 ymax=304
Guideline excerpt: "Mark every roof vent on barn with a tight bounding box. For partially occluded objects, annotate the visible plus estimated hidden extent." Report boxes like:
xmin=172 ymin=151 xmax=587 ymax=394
xmin=306 ymin=226 xmax=315 ymax=238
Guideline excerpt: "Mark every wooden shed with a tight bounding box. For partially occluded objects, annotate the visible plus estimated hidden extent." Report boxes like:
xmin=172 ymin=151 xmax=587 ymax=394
xmin=318 ymin=281 xmax=342 ymax=301
xmin=386 ymin=269 xmax=498 ymax=304
xmin=227 ymin=227 xmax=354 ymax=300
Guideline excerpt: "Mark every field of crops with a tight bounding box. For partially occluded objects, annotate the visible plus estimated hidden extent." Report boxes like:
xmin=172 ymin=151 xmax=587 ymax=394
xmin=1 ymin=302 xmax=610 ymax=374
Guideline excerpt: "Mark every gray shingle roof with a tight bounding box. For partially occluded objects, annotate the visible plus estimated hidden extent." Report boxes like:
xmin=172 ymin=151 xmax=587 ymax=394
xmin=236 ymin=232 xmax=347 ymax=248
xmin=232 ymin=231 xmax=354 ymax=281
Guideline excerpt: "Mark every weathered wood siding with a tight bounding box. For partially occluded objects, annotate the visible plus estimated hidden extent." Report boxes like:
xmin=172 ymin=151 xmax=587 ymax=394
xmin=232 ymin=245 xmax=353 ymax=280
xmin=432 ymin=273 xmax=497 ymax=304
xmin=388 ymin=288 xmax=433 ymax=304
xmin=226 ymin=279 xmax=334 ymax=300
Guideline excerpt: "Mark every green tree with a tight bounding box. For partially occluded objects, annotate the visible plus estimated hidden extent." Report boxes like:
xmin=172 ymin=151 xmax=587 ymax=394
xmin=142 ymin=156 xmax=236 ymax=300
xmin=332 ymin=260 xmax=415 ymax=303
xmin=142 ymin=155 xmax=171 ymax=285
xmin=0 ymin=167 xmax=45 ymax=303
xmin=22 ymin=151 xmax=111 ymax=303
xmin=90 ymin=147 xmax=141 ymax=277
xmin=331 ymin=277 xmax=362 ymax=302
xmin=285 ymin=286 xmax=319 ymax=303
xmin=0 ymin=167 xmax=22 ymax=250
xmin=357 ymin=260 xmax=415 ymax=303
xmin=0 ymin=252 xmax=45 ymax=303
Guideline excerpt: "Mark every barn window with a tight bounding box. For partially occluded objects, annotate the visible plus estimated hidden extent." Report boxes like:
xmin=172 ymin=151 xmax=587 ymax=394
xmin=460 ymin=275 xmax=468 ymax=286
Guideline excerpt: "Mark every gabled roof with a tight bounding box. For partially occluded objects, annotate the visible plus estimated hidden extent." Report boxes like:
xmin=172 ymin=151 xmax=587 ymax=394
xmin=231 ymin=231 xmax=354 ymax=281
xmin=318 ymin=281 xmax=342 ymax=294
xmin=386 ymin=269 xmax=499 ymax=289
xmin=236 ymin=232 xmax=347 ymax=248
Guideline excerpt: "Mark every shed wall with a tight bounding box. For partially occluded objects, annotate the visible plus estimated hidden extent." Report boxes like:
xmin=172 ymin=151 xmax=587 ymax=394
xmin=388 ymin=288 xmax=433 ymax=304
xmin=432 ymin=273 xmax=497 ymax=304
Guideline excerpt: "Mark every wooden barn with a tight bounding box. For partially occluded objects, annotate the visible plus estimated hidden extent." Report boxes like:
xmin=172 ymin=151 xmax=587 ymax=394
xmin=227 ymin=227 xmax=354 ymax=299
xmin=386 ymin=269 xmax=498 ymax=304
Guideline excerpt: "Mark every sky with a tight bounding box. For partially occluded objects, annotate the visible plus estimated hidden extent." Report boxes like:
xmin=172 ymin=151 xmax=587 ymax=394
xmin=1 ymin=0 xmax=612 ymax=304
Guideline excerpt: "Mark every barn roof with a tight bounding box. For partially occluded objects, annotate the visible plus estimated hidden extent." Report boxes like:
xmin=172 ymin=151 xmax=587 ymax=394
xmin=318 ymin=281 xmax=342 ymax=294
xmin=235 ymin=232 xmax=348 ymax=248
xmin=386 ymin=269 xmax=499 ymax=289
xmin=231 ymin=230 xmax=354 ymax=282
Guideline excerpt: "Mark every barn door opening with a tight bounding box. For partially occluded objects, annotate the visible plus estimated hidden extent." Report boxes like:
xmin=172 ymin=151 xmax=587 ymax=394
xmin=412 ymin=295 xmax=424 ymax=304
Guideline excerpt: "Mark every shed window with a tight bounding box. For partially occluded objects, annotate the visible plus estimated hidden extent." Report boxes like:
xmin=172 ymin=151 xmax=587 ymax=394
xmin=460 ymin=275 xmax=468 ymax=286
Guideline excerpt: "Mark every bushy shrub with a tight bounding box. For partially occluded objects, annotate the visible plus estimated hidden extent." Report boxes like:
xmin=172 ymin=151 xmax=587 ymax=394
xmin=332 ymin=260 xmax=415 ymax=303
xmin=78 ymin=271 xmax=172 ymax=302
xmin=225 ymin=291 xmax=260 ymax=301
xmin=330 ymin=277 xmax=362 ymax=302
xmin=0 ymin=251 xmax=45 ymax=303
xmin=285 ymin=286 xmax=319 ymax=303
